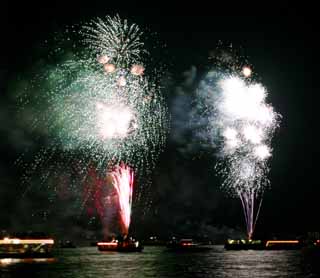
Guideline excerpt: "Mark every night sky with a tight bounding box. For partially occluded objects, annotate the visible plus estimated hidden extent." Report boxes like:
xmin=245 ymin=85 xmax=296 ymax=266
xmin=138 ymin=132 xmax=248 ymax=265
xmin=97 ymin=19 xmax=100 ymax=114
xmin=1 ymin=3 xmax=319 ymax=241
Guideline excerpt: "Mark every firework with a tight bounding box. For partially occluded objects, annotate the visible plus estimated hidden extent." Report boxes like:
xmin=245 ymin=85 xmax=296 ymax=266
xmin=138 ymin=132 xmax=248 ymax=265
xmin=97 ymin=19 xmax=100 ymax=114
xmin=198 ymin=69 xmax=280 ymax=239
xmin=21 ymin=15 xmax=167 ymax=175
xmin=109 ymin=163 xmax=134 ymax=235
xmin=83 ymin=163 xmax=133 ymax=236
xmin=18 ymin=15 xmax=168 ymax=234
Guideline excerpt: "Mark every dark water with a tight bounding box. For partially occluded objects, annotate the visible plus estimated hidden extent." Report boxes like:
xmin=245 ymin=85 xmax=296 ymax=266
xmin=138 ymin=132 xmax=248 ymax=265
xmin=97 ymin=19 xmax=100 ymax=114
xmin=0 ymin=246 xmax=319 ymax=277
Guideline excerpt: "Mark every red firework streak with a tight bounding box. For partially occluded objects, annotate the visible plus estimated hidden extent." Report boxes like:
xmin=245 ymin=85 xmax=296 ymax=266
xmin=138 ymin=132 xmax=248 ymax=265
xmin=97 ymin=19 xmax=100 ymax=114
xmin=109 ymin=163 xmax=134 ymax=235
xmin=83 ymin=163 xmax=134 ymax=236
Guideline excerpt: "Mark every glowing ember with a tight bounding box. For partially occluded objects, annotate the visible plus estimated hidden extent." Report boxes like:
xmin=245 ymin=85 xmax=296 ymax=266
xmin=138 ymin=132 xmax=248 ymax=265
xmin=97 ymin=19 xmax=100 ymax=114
xmin=242 ymin=66 xmax=252 ymax=77
xmin=131 ymin=64 xmax=145 ymax=76
xmin=103 ymin=63 xmax=116 ymax=73
xmin=97 ymin=55 xmax=110 ymax=64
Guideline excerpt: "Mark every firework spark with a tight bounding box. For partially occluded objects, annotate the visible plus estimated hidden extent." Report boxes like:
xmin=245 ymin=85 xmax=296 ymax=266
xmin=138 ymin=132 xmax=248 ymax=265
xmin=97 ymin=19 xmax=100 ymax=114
xmin=198 ymin=70 xmax=280 ymax=239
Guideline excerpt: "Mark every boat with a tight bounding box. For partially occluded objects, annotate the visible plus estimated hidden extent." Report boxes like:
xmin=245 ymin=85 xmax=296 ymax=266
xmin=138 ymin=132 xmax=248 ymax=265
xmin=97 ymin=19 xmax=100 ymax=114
xmin=265 ymin=240 xmax=302 ymax=250
xmin=224 ymin=239 xmax=264 ymax=250
xmin=0 ymin=235 xmax=54 ymax=258
xmin=224 ymin=239 xmax=306 ymax=250
xmin=166 ymin=238 xmax=212 ymax=252
xmin=97 ymin=236 xmax=143 ymax=252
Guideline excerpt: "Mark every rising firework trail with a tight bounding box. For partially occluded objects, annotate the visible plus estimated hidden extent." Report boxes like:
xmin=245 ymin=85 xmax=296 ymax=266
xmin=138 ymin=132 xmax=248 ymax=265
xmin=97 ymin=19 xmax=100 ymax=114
xmin=17 ymin=15 xmax=168 ymax=234
xmin=109 ymin=163 xmax=134 ymax=235
xmin=83 ymin=163 xmax=134 ymax=236
xmin=197 ymin=62 xmax=281 ymax=239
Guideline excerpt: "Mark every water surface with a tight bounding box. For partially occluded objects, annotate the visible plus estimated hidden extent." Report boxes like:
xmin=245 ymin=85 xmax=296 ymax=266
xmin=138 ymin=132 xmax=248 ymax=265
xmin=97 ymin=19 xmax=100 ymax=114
xmin=0 ymin=246 xmax=319 ymax=277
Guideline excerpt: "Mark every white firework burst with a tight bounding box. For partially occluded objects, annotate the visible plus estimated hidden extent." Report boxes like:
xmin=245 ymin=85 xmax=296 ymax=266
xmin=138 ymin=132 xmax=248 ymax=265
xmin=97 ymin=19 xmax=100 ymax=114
xmin=199 ymin=70 xmax=281 ymax=239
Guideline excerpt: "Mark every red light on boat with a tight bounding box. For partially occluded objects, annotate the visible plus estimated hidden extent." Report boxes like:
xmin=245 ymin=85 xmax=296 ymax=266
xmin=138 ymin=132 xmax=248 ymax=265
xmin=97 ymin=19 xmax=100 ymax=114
xmin=181 ymin=243 xmax=192 ymax=246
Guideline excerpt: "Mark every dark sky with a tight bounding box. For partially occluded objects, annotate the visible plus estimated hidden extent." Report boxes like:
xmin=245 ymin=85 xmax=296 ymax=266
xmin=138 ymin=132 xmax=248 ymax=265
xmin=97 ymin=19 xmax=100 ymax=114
xmin=1 ymin=2 xmax=319 ymax=240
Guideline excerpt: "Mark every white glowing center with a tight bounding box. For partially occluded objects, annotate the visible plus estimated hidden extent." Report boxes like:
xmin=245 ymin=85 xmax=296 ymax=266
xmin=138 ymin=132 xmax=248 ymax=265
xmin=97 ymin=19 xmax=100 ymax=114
xmin=243 ymin=125 xmax=263 ymax=144
xmin=220 ymin=77 xmax=274 ymax=125
xmin=223 ymin=127 xmax=238 ymax=140
xmin=96 ymin=103 xmax=137 ymax=139
xmin=254 ymin=145 xmax=271 ymax=160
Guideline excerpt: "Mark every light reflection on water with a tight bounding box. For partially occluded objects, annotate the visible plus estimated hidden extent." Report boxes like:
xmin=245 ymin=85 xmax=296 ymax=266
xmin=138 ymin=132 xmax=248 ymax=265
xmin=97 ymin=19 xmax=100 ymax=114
xmin=0 ymin=246 xmax=319 ymax=278
xmin=0 ymin=258 xmax=56 ymax=266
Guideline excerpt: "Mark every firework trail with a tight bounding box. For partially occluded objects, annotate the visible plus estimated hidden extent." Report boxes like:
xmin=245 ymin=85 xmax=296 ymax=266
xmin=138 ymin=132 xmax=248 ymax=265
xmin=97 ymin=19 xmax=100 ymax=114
xmin=17 ymin=15 xmax=168 ymax=233
xmin=197 ymin=63 xmax=281 ymax=239
xmin=109 ymin=163 xmax=134 ymax=235
xmin=83 ymin=164 xmax=133 ymax=236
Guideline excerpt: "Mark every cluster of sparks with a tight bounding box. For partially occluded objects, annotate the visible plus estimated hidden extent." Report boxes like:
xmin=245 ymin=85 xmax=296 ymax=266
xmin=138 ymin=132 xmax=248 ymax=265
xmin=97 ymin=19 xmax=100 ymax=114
xmin=20 ymin=15 xmax=167 ymax=236
xmin=198 ymin=67 xmax=281 ymax=239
